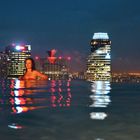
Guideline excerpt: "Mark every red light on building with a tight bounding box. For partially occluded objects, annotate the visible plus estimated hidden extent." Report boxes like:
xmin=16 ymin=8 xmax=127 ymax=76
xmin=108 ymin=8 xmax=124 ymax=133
xmin=35 ymin=56 xmax=39 ymax=60
xmin=47 ymin=49 xmax=57 ymax=64
xmin=51 ymin=49 xmax=56 ymax=56
xmin=67 ymin=57 xmax=71 ymax=60
xmin=47 ymin=49 xmax=56 ymax=57
xmin=48 ymin=57 xmax=57 ymax=64
xmin=58 ymin=56 xmax=62 ymax=60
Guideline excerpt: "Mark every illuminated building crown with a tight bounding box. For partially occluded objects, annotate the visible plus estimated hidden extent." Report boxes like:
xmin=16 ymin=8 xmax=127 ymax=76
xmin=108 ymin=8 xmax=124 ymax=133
xmin=93 ymin=33 xmax=109 ymax=40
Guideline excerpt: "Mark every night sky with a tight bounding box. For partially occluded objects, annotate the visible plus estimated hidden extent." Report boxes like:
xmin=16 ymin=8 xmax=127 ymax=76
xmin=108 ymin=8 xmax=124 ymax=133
xmin=0 ymin=0 xmax=140 ymax=72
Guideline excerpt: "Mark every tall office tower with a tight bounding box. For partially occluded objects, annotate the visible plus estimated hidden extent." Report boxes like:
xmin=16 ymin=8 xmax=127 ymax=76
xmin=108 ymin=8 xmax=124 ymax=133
xmin=5 ymin=44 xmax=31 ymax=78
xmin=86 ymin=33 xmax=111 ymax=81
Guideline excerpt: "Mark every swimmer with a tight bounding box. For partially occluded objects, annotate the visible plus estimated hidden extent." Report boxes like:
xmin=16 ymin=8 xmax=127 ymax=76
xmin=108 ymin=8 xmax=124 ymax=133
xmin=19 ymin=57 xmax=48 ymax=80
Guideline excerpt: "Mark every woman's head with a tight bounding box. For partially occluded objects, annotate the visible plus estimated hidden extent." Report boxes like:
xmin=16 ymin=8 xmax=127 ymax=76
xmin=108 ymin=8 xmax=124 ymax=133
xmin=25 ymin=57 xmax=36 ymax=71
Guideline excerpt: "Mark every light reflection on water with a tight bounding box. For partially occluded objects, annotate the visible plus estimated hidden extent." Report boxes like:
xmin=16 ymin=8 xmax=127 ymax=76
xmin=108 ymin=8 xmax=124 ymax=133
xmin=89 ymin=81 xmax=111 ymax=120
xmin=9 ymin=79 xmax=72 ymax=114
xmin=0 ymin=79 xmax=140 ymax=139
xmin=0 ymin=79 xmax=72 ymax=131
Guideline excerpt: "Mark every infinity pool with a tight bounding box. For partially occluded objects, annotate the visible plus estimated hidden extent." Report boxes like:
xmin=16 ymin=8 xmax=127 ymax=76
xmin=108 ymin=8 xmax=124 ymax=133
xmin=0 ymin=79 xmax=140 ymax=140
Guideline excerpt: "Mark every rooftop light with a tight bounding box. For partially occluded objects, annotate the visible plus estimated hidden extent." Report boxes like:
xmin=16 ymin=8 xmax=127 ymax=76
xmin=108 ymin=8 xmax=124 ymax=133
xmin=93 ymin=33 xmax=109 ymax=40
xmin=15 ymin=45 xmax=25 ymax=50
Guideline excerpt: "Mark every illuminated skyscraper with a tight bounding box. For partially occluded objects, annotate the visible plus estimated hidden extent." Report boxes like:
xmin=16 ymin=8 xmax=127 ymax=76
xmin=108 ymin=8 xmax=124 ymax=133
xmin=86 ymin=33 xmax=111 ymax=81
xmin=5 ymin=44 xmax=31 ymax=78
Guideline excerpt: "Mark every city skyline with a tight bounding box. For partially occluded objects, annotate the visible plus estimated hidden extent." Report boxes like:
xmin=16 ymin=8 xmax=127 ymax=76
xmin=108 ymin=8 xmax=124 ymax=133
xmin=0 ymin=0 xmax=140 ymax=72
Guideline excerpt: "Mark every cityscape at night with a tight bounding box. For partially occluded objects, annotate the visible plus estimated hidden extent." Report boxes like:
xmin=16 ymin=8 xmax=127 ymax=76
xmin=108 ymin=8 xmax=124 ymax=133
xmin=0 ymin=0 xmax=140 ymax=73
xmin=0 ymin=33 xmax=140 ymax=82
xmin=0 ymin=0 xmax=140 ymax=140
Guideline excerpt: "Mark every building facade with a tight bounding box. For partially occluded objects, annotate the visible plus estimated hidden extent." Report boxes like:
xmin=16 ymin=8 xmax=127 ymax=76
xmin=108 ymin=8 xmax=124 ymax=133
xmin=5 ymin=44 xmax=31 ymax=78
xmin=0 ymin=52 xmax=9 ymax=78
xmin=42 ymin=58 xmax=69 ymax=80
xmin=35 ymin=49 xmax=70 ymax=80
xmin=86 ymin=33 xmax=111 ymax=81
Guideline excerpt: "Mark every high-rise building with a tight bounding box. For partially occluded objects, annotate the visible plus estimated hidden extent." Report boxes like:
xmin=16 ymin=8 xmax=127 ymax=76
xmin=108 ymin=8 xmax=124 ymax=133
xmin=5 ymin=44 xmax=31 ymax=78
xmin=43 ymin=57 xmax=70 ymax=80
xmin=86 ymin=33 xmax=111 ymax=81
xmin=35 ymin=49 xmax=71 ymax=80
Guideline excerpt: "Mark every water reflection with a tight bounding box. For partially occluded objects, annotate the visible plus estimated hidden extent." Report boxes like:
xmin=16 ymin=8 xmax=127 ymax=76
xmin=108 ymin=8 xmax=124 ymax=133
xmin=89 ymin=81 xmax=111 ymax=120
xmin=50 ymin=80 xmax=71 ymax=107
xmin=8 ymin=123 xmax=23 ymax=129
xmin=9 ymin=79 xmax=72 ymax=114
xmin=10 ymin=80 xmax=44 ymax=114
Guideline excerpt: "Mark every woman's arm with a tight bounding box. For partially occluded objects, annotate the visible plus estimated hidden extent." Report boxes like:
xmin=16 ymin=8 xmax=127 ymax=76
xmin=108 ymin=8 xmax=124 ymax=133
xmin=35 ymin=71 xmax=48 ymax=80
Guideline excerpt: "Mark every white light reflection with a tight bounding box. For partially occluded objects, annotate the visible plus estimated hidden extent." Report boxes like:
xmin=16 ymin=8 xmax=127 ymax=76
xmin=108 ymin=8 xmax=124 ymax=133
xmin=14 ymin=79 xmax=20 ymax=89
xmin=90 ymin=112 xmax=107 ymax=120
xmin=15 ymin=97 xmax=21 ymax=105
xmin=15 ymin=106 xmax=23 ymax=113
xmin=89 ymin=81 xmax=111 ymax=120
xmin=8 ymin=123 xmax=23 ymax=129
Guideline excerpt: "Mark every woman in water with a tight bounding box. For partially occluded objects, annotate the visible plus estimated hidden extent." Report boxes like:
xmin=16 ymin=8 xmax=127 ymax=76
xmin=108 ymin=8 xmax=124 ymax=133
xmin=19 ymin=57 xmax=48 ymax=80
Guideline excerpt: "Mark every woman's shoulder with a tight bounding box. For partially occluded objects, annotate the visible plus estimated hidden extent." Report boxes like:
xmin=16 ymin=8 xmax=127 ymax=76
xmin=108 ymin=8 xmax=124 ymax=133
xmin=32 ymin=70 xmax=42 ymax=75
xmin=33 ymin=70 xmax=48 ymax=80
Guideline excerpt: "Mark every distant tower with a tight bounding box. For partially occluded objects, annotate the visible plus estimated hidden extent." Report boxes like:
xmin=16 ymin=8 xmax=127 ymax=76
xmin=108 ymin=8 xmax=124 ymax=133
xmin=5 ymin=44 xmax=31 ymax=78
xmin=86 ymin=33 xmax=111 ymax=81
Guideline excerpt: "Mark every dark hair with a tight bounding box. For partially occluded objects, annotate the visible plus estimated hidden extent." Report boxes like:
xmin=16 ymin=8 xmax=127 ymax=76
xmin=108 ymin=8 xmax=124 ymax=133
xmin=25 ymin=57 xmax=36 ymax=71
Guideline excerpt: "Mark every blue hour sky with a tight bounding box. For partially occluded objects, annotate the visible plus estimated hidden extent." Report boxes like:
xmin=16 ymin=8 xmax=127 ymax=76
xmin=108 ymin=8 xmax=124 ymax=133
xmin=0 ymin=0 xmax=140 ymax=72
